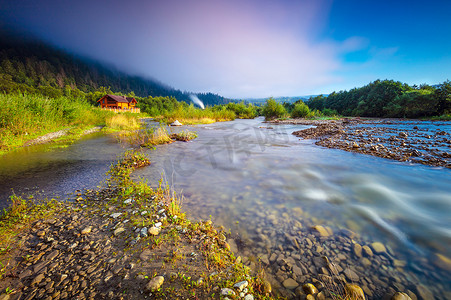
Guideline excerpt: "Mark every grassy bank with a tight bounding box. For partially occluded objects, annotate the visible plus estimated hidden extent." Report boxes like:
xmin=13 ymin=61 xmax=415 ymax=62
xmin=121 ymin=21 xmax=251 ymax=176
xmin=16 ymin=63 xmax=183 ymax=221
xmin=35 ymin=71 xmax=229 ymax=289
xmin=0 ymin=93 xmax=143 ymax=155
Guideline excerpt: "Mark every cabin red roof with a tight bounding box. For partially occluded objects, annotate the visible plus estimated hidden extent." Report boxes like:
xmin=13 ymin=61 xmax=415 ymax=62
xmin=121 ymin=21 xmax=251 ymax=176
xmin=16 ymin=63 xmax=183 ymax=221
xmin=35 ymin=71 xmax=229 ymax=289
xmin=99 ymin=94 xmax=136 ymax=103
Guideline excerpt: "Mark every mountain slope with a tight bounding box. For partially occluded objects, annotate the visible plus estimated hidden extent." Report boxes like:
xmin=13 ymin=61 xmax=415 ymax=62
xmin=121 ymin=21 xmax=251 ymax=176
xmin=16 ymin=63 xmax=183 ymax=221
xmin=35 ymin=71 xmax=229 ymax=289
xmin=0 ymin=30 xmax=228 ymax=106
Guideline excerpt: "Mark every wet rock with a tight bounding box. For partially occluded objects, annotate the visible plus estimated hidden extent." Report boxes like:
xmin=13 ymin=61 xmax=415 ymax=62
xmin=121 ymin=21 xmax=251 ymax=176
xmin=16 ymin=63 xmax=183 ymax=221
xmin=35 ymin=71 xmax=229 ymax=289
xmin=146 ymin=276 xmax=164 ymax=292
xmin=353 ymin=243 xmax=362 ymax=258
xmin=170 ymin=120 xmax=183 ymax=126
xmin=311 ymin=225 xmax=332 ymax=237
xmin=227 ymin=239 xmax=238 ymax=253
xmin=432 ymin=253 xmax=451 ymax=271
xmin=415 ymin=284 xmax=433 ymax=300
xmin=399 ymin=132 xmax=408 ymax=138
xmin=282 ymin=278 xmax=298 ymax=290
xmin=362 ymin=245 xmax=373 ymax=257
xmin=345 ymin=283 xmax=365 ymax=300
xmin=370 ymin=242 xmax=387 ymax=255
xmin=302 ymin=283 xmax=318 ymax=295
xmin=344 ymin=268 xmax=359 ymax=281
xmin=392 ymin=292 xmax=412 ymax=300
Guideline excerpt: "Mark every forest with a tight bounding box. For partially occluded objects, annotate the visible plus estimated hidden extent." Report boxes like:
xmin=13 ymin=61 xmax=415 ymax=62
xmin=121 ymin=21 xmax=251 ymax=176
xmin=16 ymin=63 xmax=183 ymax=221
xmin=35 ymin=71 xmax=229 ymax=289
xmin=0 ymin=30 xmax=227 ymax=107
xmin=306 ymin=79 xmax=451 ymax=118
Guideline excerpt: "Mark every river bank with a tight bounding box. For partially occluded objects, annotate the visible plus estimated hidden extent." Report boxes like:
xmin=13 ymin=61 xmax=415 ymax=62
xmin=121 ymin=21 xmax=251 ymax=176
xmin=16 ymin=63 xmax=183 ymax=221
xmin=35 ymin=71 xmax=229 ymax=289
xmin=271 ymin=118 xmax=451 ymax=168
xmin=0 ymin=151 xmax=274 ymax=300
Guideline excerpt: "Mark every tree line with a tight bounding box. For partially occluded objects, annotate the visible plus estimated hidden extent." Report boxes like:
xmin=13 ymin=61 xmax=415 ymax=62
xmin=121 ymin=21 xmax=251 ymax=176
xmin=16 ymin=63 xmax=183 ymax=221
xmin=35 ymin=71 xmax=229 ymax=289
xmin=306 ymin=79 xmax=451 ymax=118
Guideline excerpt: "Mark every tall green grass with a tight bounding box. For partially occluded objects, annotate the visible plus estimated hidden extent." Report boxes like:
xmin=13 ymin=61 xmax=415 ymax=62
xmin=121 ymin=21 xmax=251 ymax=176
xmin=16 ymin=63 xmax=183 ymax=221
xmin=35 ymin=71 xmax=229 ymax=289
xmin=0 ymin=93 xmax=114 ymax=152
xmin=162 ymin=104 xmax=236 ymax=124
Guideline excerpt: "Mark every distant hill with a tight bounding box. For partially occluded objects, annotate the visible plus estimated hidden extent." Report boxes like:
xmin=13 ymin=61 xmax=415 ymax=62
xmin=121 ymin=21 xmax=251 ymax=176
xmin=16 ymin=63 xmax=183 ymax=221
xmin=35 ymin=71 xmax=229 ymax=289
xmin=0 ymin=29 xmax=228 ymax=106
xmin=233 ymin=95 xmax=327 ymax=105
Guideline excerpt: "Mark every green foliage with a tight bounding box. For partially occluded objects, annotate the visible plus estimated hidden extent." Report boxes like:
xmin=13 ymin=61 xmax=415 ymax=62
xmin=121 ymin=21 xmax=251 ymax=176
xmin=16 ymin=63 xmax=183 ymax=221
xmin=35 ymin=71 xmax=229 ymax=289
xmin=224 ymin=102 xmax=257 ymax=119
xmin=0 ymin=93 xmax=113 ymax=152
xmin=290 ymin=101 xmax=310 ymax=118
xmin=306 ymin=79 xmax=451 ymax=118
xmin=262 ymin=98 xmax=287 ymax=120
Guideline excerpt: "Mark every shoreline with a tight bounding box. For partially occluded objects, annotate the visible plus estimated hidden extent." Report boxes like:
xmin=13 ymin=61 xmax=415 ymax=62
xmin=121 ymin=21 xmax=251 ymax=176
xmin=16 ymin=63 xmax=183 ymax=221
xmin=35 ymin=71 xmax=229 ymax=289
xmin=271 ymin=118 xmax=451 ymax=169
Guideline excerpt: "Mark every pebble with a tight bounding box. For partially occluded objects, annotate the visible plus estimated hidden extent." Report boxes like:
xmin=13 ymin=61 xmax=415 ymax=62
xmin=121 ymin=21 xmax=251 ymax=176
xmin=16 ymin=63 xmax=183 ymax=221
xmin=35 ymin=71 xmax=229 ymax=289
xmin=432 ymin=253 xmax=451 ymax=271
xmin=344 ymin=268 xmax=359 ymax=281
xmin=244 ymin=295 xmax=254 ymax=300
xmin=362 ymin=245 xmax=373 ymax=257
xmin=81 ymin=226 xmax=92 ymax=235
xmin=140 ymin=227 xmax=148 ymax=237
xmin=146 ymin=276 xmax=164 ymax=292
xmin=415 ymin=284 xmax=433 ymax=300
xmin=221 ymin=288 xmax=235 ymax=296
xmin=148 ymin=226 xmax=161 ymax=236
xmin=370 ymin=242 xmax=387 ymax=255
xmin=392 ymin=292 xmax=412 ymax=300
xmin=154 ymin=222 xmax=162 ymax=228
xmin=282 ymin=278 xmax=299 ymax=290
xmin=345 ymin=284 xmax=365 ymax=300
xmin=110 ymin=212 xmax=122 ymax=218
xmin=353 ymin=243 xmax=362 ymax=258
xmin=302 ymin=283 xmax=318 ymax=295
xmin=311 ymin=225 xmax=331 ymax=237
xmin=123 ymin=198 xmax=132 ymax=204
xmin=113 ymin=227 xmax=125 ymax=236
xmin=233 ymin=280 xmax=248 ymax=291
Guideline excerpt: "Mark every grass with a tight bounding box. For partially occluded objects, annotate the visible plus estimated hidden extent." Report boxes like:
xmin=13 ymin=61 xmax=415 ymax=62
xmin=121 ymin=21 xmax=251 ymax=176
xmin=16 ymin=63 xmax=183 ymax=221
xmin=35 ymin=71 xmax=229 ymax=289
xmin=170 ymin=130 xmax=198 ymax=142
xmin=105 ymin=113 xmax=141 ymax=131
xmin=162 ymin=104 xmax=235 ymax=125
xmin=0 ymin=93 xmax=146 ymax=155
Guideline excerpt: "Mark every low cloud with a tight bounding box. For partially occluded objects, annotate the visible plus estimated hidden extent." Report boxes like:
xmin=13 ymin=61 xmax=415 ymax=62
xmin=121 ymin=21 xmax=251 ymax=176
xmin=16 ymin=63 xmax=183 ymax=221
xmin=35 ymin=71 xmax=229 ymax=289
xmin=2 ymin=0 xmax=369 ymax=98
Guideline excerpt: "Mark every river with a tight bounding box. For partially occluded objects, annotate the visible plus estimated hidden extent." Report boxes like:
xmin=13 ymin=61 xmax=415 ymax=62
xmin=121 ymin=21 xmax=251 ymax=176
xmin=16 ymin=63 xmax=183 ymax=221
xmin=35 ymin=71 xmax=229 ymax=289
xmin=1 ymin=118 xmax=450 ymax=299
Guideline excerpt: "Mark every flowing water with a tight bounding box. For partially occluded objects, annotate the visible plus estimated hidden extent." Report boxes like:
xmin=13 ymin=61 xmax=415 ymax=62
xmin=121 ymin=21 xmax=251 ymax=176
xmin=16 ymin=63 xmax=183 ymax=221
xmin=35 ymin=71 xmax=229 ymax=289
xmin=1 ymin=118 xmax=450 ymax=298
xmin=132 ymin=118 xmax=451 ymax=298
xmin=0 ymin=132 xmax=124 ymax=209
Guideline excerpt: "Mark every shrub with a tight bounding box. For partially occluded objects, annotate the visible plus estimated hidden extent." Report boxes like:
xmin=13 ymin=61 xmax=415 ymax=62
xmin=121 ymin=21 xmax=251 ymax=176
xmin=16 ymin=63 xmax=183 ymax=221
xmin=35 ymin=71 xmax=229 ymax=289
xmin=291 ymin=102 xmax=310 ymax=118
xmin=262 ymin=98 xmax=287 ymax=120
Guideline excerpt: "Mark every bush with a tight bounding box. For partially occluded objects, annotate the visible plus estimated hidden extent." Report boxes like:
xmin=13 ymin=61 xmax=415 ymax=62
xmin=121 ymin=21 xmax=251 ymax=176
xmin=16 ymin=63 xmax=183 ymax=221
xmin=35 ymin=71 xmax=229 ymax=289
xmin=291 ymin=102 xmax=310 ymax=118
xmin=262 ymin=98 xmax=287 ymax=120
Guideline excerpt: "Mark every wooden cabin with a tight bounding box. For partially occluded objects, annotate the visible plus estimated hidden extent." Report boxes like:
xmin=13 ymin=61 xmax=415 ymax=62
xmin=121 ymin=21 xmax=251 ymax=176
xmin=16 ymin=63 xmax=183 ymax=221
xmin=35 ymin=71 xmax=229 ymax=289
xmin=97 ymin=94 xmax=138 ymax=110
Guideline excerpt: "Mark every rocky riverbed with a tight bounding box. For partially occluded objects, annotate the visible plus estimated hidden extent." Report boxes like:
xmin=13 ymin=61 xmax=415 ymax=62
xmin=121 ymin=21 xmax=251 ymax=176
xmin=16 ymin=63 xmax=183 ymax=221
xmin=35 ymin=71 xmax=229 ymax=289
xmin=0 ymin=186 xmax=263 ymax=300
xmin=185 ymin=189 xmax=451 ymax=300
xmin=280 ymin=118 xmax=451 ymax=168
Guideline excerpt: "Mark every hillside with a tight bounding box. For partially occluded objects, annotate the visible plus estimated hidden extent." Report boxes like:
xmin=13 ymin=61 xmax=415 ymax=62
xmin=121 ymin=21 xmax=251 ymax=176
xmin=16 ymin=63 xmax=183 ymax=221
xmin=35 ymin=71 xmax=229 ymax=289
xmin=0 ymin=29 xmax=228 ymax=106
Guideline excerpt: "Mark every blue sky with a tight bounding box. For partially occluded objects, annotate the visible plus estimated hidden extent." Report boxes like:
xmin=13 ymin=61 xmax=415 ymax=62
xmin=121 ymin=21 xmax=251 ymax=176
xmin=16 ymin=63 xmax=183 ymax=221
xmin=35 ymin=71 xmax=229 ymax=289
xmin=1 ymin=0 xmax=450 ymax=98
